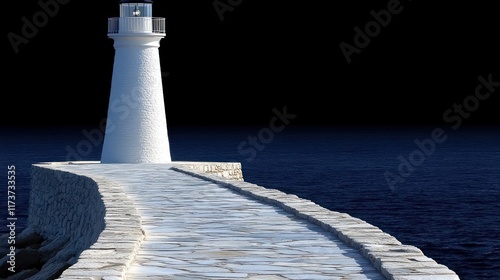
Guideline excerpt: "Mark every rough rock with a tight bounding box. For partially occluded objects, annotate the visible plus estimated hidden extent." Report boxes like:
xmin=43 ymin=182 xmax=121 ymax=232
xmin=15 ymin=248 xmax=41 ymax=270
xmin=0 ymin=229 xmax=76 ymax=280
xmin=5 ymin=268 xmax=39 ymax=280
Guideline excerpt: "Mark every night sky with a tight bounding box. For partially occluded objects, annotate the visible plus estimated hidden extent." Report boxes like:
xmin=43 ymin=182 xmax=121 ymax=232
xmin=3 ymin=0 xmax=500 ymax=128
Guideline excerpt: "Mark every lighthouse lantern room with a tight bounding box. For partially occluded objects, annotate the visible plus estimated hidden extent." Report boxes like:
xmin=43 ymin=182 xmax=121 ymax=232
xmin=120 ymin=1 xmax=153 ymax=17
xmin=108 ymin=0 xmax=165 ymax=34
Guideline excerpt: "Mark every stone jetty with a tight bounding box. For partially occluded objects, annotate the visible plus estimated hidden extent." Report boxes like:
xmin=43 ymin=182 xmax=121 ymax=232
xmin=1 ymin=162 xmax=460 ymax=280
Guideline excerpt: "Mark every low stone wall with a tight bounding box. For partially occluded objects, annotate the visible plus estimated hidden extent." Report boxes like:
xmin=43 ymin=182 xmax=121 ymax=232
xmin=23 ymin=163 xmax=144 ymax=279
xmin=29 ymin=164 xmax=105 ymax=246
xmin=173 ymin=161 xmax=244 ymax=181
xmin=173 ymin=166 xmax=461 ymax=280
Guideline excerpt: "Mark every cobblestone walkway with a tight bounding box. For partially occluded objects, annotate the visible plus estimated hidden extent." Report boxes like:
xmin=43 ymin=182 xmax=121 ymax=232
xmin=69 ymin=164 xmax=384 ymax=280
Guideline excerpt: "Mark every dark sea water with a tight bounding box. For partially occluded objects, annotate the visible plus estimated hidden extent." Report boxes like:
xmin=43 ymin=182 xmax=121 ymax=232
xmin=1 ymin=125 xmax=499 ymax=279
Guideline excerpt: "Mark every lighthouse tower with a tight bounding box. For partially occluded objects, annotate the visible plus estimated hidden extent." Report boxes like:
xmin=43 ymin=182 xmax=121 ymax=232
xmin=101 ymin=0 xmax=171 ymax=163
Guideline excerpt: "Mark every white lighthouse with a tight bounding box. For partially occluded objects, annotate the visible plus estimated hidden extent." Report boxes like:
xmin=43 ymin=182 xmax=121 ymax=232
xmin=101 ymin=0 xmax=171 ymax=163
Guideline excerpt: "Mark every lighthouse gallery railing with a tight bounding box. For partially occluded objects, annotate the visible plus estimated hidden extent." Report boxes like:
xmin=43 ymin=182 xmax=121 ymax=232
xmin=108 ymin=17 xmax=166 ymax=34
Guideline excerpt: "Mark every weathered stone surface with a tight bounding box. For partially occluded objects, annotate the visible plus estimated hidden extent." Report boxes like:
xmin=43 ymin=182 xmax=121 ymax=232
xmin=173 ymin=161 xmax=244 ymax=181
xmin=1 ymin=225 xmax=127 ymax=280
xmin=29 ymin=163 xmax=144 ymax=279
xmin=0 ymin=229 xmax=47 ymax=279
xmin=25 ymin=162 xmax=460 ymax=279
xmin=173 ymin=165 xmax=460 ymax=280
xmin=16 ymin=232 xmax=43 ymax=248
xmin=38 ymin=235 xmax=72 ymax=263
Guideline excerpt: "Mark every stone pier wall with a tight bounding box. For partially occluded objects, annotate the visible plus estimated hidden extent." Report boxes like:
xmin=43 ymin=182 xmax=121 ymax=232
xmin=17 ymin=161 xmax=459 ymax=280
xmin=23 ymin=163 xmax=144 ymax=279
xmin=29 ymin=164 xmax=105 ymax=246
xmin=174 ymin=161 xmax=244 ymax=181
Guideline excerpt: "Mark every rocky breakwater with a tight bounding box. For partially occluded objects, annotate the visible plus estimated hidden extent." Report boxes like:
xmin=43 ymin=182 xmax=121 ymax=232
xmin=0 ymin=230 xmax=74 ymax=279
xmin=0 ymin=163 xmax=108 ymax=279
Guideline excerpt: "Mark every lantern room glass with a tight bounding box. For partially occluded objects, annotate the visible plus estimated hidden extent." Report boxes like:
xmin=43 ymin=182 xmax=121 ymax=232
xmin=120 ymin=3 xmax=152 ymax=17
